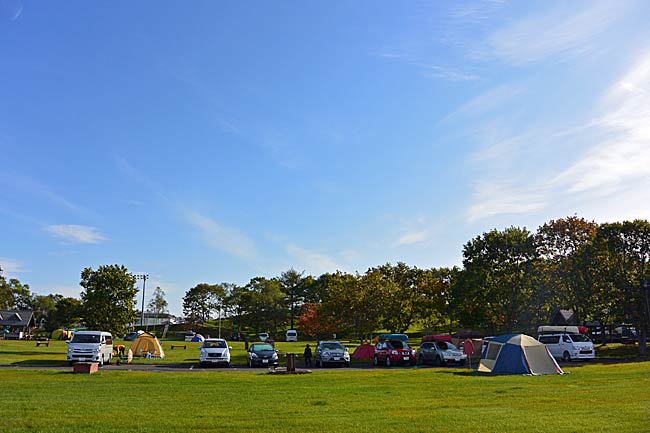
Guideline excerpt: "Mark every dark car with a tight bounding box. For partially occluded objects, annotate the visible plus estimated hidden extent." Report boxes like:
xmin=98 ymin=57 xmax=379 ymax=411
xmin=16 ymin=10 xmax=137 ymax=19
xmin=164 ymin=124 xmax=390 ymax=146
xmin=246 ymin=343 xmax=279 ymax=367
xmin=374 ymin=340 xmax=416 ymax=367
xmin=123 ymin=331 xmax=139 ymax=341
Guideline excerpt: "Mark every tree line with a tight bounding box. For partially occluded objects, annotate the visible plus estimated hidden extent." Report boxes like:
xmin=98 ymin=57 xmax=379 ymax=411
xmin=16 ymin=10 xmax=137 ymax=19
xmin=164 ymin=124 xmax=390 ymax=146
xmin=181 ymin=216 xmax=650 ymax=355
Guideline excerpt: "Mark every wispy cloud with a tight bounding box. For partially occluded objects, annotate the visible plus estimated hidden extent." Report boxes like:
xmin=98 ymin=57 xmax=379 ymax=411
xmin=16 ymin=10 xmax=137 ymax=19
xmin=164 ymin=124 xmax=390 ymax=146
xmin=395 ymin=230 xmax=429 ymax=246
xmin=465 ymin=49 xmax=650 ymax=223
xmin=552 ymin=51 xmax=650 ymax=196
xmin=486 ymin=1 xmax=636 ymax=65
xmin=47 ymin=225 xmax=107 ymax=244
xmin=0 ymin=257 xmax=26 ymax=274
xmin=285 ymin=244 xmax=342 ymax=275
xmin=184 ymin=210 xmax=257 ymax=260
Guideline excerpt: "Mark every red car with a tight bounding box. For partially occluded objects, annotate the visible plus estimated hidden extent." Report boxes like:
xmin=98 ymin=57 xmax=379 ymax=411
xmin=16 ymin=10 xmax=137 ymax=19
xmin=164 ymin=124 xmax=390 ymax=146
xmin=374 ymin=340 xmax=416 ymax=367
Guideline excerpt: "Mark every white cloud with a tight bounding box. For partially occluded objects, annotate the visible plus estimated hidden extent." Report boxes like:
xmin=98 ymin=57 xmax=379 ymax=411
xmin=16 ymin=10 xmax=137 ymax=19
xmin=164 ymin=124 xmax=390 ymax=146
xmin=0 ymin=257 xmax=26 ymax=274
xmin=396 ymin=230 xmax=429 ymax=246
xmin=552 ymin=52 xmax=650 ymax=196
xmin=47 ymin=225 xmax=106 ymax=244
xmin=285 ymin=244 xmax=342 ymax=276
xmin=185 ymin=210 xmax=256 ymax=260
xmin=487 ymin=1 xmax=635 ymax=65
xmin=465 ymin=50 xmax=650 ymax=224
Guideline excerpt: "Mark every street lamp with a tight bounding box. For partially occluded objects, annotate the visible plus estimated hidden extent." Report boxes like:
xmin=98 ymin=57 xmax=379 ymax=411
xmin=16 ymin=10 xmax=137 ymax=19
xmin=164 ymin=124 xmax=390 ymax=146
xmin=135 ymin=274 xmax=149 ymax=328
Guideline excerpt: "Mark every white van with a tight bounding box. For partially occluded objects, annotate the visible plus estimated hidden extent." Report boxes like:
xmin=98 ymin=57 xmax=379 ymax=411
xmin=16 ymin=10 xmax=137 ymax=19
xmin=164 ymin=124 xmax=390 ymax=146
xmin=538 ymin=333 xmax=595 ymax=362
xmin=286 ymin=330 xmax=298 ymax=342
xmin=67 ymin=331 xmax=113 ymax=366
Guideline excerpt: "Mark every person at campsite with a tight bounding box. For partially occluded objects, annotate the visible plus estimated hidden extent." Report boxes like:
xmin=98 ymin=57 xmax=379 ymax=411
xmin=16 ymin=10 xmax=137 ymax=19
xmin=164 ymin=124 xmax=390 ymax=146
xmin=303 ymin=344 xmax=312 ymax=367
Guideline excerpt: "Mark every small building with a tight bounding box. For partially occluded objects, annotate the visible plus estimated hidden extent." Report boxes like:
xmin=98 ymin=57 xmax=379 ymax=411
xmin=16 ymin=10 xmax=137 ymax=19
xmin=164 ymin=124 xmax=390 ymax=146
xmin=550 ymin=309 xmax=575 ymax=326
xmin=0 ymin=310 xmax=36 ymax=339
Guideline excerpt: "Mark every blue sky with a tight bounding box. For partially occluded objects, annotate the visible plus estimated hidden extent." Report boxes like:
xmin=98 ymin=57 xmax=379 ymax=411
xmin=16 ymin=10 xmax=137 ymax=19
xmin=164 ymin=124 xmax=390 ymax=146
xmin=2 ymin=1 xmax=650 ymax=315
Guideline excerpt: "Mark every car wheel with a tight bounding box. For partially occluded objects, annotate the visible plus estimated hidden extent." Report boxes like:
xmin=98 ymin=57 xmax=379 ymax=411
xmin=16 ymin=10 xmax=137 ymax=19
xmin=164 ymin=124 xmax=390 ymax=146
xmin=247 ymin=359 xmax=252 ymax=368
xmin=435 ymin=355 xmax=442 ymax=367
xmin=373 ymin=356 xmax=379 ymax=366
xmin=386 ymin=356 xmax=391 ymax=367
xmin=562 ymin=351 xmax=571 ymax=362
xmin=98 ymin=355 xmax=104 ymax=367
xmin=410 ymin=358 xmax=417 ymax=366
xmin=459 ymin=360 xmax=466 ymax=366
xmin=68 ymin=361 xmax=74 ymax=366
xmin=418 ymin=354 xmax=424 ymax=365
xmin=106 ymin=354 xmax=112 ymax=365
xmin=344 ymin=361 xmax=350 ymax=368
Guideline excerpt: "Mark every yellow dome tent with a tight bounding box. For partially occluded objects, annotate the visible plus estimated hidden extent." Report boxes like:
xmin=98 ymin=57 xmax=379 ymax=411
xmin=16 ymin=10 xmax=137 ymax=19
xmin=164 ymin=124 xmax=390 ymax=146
xmin=128 ymin=332 xmax=165 ymax=359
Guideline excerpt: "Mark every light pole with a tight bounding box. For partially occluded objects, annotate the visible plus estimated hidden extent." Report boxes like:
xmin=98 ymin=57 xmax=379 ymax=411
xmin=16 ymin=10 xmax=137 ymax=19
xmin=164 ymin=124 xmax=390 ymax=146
xmin=218 ymin=303 xmax=222 ymax=339
xmin=642 ymin=279 xmax=650 ymax=332
xmin=135 ymin=274 xmax=149 ymax=328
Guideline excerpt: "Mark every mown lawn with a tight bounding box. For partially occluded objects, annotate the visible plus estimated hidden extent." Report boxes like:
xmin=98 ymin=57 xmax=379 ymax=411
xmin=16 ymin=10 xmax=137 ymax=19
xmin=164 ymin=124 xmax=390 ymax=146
xmin=1 ymin=362 xmax=649 ymax=432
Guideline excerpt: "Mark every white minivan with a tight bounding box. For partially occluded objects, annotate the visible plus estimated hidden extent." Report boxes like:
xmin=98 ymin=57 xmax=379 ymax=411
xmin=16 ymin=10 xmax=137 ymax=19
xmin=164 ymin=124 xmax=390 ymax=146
xmin=67 ymin=331 xmax=113 ymax=366
xmin=538 ymin=333 xmax=595 ymax=362
xmin=286 ymin=330 xmax=298 ymax=342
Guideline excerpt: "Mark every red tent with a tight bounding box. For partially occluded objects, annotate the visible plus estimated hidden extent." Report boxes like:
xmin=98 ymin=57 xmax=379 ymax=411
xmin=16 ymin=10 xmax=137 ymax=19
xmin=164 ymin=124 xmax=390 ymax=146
xmin=352 ymin=344 xmax=375 ymax=359
xmin=422 ymin=334 xmax=452 ymax=343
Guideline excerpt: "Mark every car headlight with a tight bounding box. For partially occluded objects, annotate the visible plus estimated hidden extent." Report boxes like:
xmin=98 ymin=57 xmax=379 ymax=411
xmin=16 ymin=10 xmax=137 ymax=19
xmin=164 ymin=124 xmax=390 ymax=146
xmin=391 ymin=350 xmax=398 ymax=355
xmin=68 ymin=348 xmax=73 ymax=353
xmin=250 ymin=353 xmax=258 ymax=358
xmin=323 ymin=351 xmax=330 ymax=357
xmin=94 ymin=348 xmax=101 ymax=353
xmin=272 ymin=353 xmax=278 ymax=360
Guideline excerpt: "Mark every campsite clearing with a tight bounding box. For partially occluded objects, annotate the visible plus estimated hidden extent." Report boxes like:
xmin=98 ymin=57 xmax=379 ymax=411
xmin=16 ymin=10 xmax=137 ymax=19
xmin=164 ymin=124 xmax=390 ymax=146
xmin=1 ymin=362 xmax=649 ymax=432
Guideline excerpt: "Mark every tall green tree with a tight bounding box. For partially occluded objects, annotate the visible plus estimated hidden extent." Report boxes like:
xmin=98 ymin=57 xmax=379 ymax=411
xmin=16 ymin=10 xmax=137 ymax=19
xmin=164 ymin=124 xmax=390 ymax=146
xmin=279 ymin=268 xmax=307 ymax=330
xmin=79 ymin=265 xmax=138 ymax=335
xmin=49 ymin=297 xmax=83 ymax=330
xmin=147 ymin=286 xmax=169 ymax=332
xmin=182 ymin=283 xmax=225 ymax=323
xmin=237 ymin=277 xmax=286 ymax=335
xmin=535 ymin=216 xmax=598 ymax=324
xmin=0 ymin=276 xmax=34 ymax=310
xmin=460 ymin=226 xmax=539 ymax=334
xmin=597 ymin=220 xmax=650 ymax=355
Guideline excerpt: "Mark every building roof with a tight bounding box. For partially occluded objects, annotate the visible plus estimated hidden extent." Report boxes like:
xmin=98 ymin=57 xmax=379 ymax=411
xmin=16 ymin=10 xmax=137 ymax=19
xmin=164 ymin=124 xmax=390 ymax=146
xmin=0 ymin=310 xmax=36 ymax=328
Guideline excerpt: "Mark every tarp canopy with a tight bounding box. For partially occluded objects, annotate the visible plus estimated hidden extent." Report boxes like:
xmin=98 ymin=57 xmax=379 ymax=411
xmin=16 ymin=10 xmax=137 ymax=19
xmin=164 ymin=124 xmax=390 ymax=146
xmin=352 ymin=344 xmax=375 ymax=359
xmin=191 ymin=334 xmax=205 ymax=342
xmin=478 ymin=334 xmax=563 ymax=375
xmin=129 ymin=332 xmax=165 ymax=358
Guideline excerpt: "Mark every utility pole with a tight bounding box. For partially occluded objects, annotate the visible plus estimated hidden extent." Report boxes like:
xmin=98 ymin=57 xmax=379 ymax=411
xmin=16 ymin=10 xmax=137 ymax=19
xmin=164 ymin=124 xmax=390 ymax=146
xmin=135 ymin=274 xmax=149 ymax=328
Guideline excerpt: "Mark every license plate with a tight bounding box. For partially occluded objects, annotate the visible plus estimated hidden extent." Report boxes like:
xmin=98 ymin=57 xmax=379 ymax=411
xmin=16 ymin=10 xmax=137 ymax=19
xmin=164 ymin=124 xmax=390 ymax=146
xmin=455 ymin=358 xmax=461 ymax=362
xmin=333 ymin=357 xmax=340 ymax=361
xmin=262 ymin=359 xmax=268 ymax=364
xmin=403 ymin=356 xmax=410 ymax=361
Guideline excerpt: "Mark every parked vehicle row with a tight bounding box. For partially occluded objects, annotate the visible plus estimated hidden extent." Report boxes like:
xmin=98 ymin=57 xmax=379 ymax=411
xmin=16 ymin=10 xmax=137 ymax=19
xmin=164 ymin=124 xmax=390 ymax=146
xmin=66 ymin=330 xmax=596 ymax=369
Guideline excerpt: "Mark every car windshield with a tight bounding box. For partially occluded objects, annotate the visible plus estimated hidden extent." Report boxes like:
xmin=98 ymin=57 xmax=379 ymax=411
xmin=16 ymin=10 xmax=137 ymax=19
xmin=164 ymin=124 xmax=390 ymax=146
xmin=203 ymin=340 xmax=227 ymax=348
xmin=569 ymin=334 xmax=591 ymax=342
xmin=389 ymin=341 xmax=410 ymax=350
xmin=71 ymin=334 xmax=100 ymax=344
xmin=436 ymin=342 xmax=459 ymax=351
xmin=252 ymin=344 xmax=274 ymax=351
xmin=320 ymin=342 xmax=344 ymax=350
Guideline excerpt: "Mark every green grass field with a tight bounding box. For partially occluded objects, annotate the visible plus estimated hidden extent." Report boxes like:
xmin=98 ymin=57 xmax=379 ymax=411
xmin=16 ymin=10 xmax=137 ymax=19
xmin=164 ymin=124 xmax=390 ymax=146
xmin=1 ymin=362 xmax=649 ymax=432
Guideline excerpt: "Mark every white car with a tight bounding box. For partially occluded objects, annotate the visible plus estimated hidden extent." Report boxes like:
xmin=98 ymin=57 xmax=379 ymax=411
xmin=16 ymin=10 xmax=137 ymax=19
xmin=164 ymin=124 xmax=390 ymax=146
xmin=199 ymin=338 xmax=231 ymax=367
xmin=538 ymin=333 xmax=595 ymax=361
xmin=67 ymin=331 xmax=113 ymax=366
xmin=286 ymin=330 xmax=298 ymax=342
xmin=258 ymin=333 xmax=270 ymax=342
